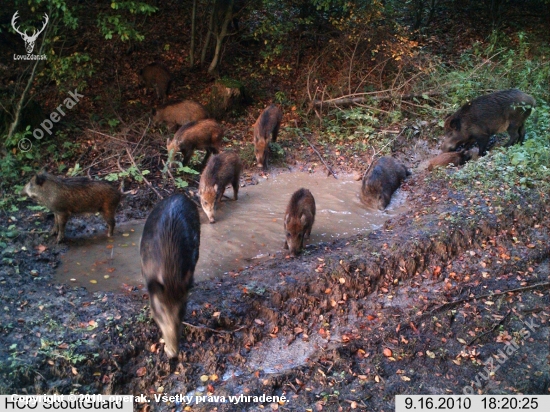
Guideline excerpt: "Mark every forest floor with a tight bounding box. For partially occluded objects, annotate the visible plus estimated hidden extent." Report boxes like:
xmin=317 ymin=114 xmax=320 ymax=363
xmin=1 ymin=138 xmax=549 ymax=410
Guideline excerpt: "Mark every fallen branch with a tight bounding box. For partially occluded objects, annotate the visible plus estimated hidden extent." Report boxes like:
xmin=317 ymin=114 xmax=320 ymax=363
xmin=429 ymin=282 xmax=550 ymax=315
xmin=467 ymin=310 xmax=511 ymax=346
xmin=312 ymin=91 xmax=441 ymax=108
xmin=293 ymin=120 xmax=337 ymax=179
xmin=125 ymin=147 xmax=163 ymax=200
xmin=182 ymin=321 xmax=246 ymax=334
xmin=86 ymin=129 xmax=138 ymax=145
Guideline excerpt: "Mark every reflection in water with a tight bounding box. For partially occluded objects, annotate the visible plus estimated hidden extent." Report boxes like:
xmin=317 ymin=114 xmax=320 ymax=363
xmin=56 ymin=172 xmax=408 ymax=292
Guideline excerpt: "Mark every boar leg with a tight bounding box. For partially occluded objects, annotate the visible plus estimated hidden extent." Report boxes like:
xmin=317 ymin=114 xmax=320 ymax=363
xmin=272 ymin=123 xmax=280 ymax=143
xmin=476 ymin=135 xmax=491 ymax=156
xmin=517 ymin=123 xmax=526 ymax=144
xmin=283 ymin=240 xmax=289 ymax=250
xmin=216 ymin=184 xmax=225 ymax=203
xmin=182 ymin=150 xmax=193 ymax=167
xmin=50 ymin=214 xmax=59 ymax=236
xmin=56 ymin=212 xmax=69 ymax=243
xmin=201 ymin=149 xmax=214 ymax=169
xmin=232 ymin=174 xmax=239 ymax=200
xmin=101 ymin=211 xmax=116 ymax=237
xmin=505 ymin=123 xmax=521 ymax=147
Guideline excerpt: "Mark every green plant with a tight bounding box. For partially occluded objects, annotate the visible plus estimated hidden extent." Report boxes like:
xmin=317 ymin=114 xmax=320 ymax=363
xmin=105 ymin=165 xmax=150 ymax=183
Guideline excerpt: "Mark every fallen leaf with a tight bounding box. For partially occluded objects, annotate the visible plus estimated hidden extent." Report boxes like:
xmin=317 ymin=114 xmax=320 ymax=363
xmin=254 ymin=319 xmax=265 ymax=326
xmin=200 ymin=375 xmax=209 ymax=382
xmin=426 ymin=350 xmax=436 ymax=359
xmin=136 ymin=367 xmax=146 ymax=377
xmin=383 ymin=348 xmax=392 ymax=357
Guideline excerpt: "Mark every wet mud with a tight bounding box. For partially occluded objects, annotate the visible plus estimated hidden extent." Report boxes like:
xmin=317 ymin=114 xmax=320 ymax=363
xmin=55 ymin=173 xmax=408 ymax=292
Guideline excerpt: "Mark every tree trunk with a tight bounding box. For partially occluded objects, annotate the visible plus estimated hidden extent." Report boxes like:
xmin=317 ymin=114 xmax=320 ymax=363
xmin=189 ymin=0 xmax=197 ymax=67
xmin=207 ymin=0 xmax=234 ymax=75
xmin=201 ymin=0 xmax=216 ymax=65
xmin=5 ymin=20 xmax=50 ymax=152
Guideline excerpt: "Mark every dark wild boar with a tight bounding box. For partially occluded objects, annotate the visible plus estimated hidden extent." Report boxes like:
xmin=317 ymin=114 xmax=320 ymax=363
xmin=360 ymin=157 xmax=409 ymax=210
xmin=441 ymin=89 xmax=535 ymax=156
xmin=153 ymin=100 xmax=208 ymax=129
xmin=427 ymin=150 xmax=471 ymax=171
xmin=284 ymin=188 xmax=316 ymax=256
xmin=21 ymin=172 xmax=121 ymax=243
xmin=138 ymin=63 xmax=172 ymax=102
xmin=253 ymin=104 xmax=283 ymax=169
xmin=167 ymin=119 xmax=223 ymax=166
xmin=199 ymin=151 xmax=242 ymax=223
xmin=140 ymin=194 xmax=200 ymax=359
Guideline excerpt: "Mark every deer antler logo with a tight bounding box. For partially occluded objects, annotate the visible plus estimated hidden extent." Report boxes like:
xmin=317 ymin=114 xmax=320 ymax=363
xmin=12 ymin=11 xmax=49 ymax=54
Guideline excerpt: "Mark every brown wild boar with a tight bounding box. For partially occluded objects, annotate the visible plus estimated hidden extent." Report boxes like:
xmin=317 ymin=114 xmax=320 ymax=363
xmin=441 ymin=89 xmax=535 ymax=156
xmin=153 ymin=100 xmax=208 ymax=129
xmin=138 ymin=63 xmax=172 ymax=102
xmin=199 ymin=151 xmax=242 ymax=223
xmin=360 ymin=157 xmax=409 ymax=210
xmin=21 ymin=172 xmax=121 ymax=243
xmin=167 ymin=119 xmax=223 ymax=166
xmin=284 ymin=188 xmax=316 ymax=256
xmin=427 ymin=150 xmax=471 ymax=171
xmin=253 ymin=104 xmax=283 ymax=169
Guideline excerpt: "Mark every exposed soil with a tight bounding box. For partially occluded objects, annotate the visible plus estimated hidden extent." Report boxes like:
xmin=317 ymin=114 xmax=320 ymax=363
xmin=1 ymin=149 xmax=548 ymax=411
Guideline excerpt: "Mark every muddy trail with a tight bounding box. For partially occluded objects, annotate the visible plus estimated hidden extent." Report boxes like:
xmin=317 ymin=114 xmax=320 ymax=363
xmin=1 ymin=168 xmax=549 ymax=411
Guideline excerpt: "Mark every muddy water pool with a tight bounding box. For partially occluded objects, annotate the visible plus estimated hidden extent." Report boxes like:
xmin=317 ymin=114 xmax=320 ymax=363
xmin=56 ymin=172 xmax=408 ymax=292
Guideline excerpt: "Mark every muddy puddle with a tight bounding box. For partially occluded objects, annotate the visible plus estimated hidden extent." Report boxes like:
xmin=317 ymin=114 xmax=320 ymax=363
xmin=56 ymin=172 xmax=409 ymax=292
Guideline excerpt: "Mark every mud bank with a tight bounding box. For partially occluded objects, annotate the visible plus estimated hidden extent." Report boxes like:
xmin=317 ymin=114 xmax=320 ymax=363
xmin=0 ymin=170 xmax=548 ymax=411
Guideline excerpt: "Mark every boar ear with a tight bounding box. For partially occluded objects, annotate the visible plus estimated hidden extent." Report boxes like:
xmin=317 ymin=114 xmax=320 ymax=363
xmin=300 ymin=214 xmax=307 ymax=226
xmin=213 ymin=184 xmax=218 ymax=193
xmin=284 ymin=213 xmax=290 ymax=225
xmin=152 ymin=108 xmax=157 ymax=115
xmin=449 ymin=118 xmax=461 ymax=131
xmin=35 ymin=174 xmax=47 ymax=186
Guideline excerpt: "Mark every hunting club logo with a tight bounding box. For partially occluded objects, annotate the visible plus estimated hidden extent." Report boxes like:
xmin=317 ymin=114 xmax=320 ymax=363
xmin=12 ymin=11 xmax=48 ymax=60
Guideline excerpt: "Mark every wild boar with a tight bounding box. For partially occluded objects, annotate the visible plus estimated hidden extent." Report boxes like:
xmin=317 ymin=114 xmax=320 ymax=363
xmin=360 ymin=157 xmax=409 ymax=210
xmin=441 ymin=89 xmax=535 ymax=156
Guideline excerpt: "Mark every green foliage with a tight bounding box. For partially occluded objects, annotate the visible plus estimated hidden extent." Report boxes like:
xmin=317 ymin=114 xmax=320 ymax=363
xmin=452 ymin=99 xmax=550 ymax=194
xmin=321 ymin=106 xmax=381 ymax=143
xmin=249 ymin=0 xmax=382 ymax=74
xmin=170 ymin=161 xmax=199 ymax=189
xmin=45 ymin=53 xmax=94 ymax=92
xmin=98 ymin=2 xmax=158 ymax=42
xmin=106 ymin=165 xmax=150 ymax=183
xmin=425 ymin=32 xmax=550 ymax=110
